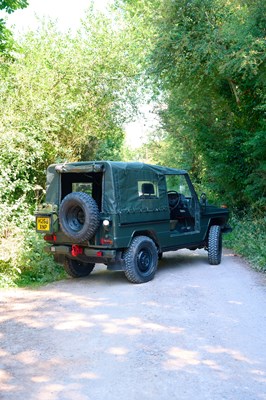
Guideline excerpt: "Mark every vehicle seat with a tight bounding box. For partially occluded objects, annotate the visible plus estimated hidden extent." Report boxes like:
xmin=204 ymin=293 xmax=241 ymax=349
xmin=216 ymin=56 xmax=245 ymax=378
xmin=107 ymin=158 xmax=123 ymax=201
xmin=140 ymin=183 xmax=156 ymax=198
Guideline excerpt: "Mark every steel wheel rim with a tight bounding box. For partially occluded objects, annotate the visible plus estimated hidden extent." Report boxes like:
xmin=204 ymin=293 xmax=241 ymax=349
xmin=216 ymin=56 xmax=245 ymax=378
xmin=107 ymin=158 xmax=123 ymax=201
xmin=66 ymin=205 xmax=85 ymax=232
xmin=137 ymin=248 xmax=152 ymax=273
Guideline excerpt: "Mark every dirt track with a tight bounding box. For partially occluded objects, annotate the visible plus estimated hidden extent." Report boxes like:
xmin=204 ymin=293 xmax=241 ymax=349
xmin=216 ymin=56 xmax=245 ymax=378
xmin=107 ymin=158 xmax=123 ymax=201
xmin=1 ymin=249 xmax=266 ymax=400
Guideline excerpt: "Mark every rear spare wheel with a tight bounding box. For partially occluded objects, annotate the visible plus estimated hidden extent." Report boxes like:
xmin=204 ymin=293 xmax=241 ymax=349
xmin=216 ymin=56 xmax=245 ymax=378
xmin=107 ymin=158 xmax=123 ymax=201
xmin=59 ymin=192 xmax=100 ymax=242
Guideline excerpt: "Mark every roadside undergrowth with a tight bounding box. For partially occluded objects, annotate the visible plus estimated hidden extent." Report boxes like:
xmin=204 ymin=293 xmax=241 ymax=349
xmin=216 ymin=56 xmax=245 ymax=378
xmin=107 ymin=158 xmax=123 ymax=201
xmin=224 ymin=215 xmax=266 ymax=272
xmin=0 ymin=226 xmax=66 ymax=288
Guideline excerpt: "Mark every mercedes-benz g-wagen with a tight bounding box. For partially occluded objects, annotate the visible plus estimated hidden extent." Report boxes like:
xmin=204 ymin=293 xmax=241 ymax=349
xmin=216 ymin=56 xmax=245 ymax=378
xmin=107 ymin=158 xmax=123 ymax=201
xmin=35 ymin=161 xmax=231 ymax=283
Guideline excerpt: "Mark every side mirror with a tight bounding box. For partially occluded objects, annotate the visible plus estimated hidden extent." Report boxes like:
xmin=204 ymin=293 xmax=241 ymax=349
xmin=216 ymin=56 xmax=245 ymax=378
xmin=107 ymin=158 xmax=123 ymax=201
xmin=200 ymin=192 xmax=207 ymax=206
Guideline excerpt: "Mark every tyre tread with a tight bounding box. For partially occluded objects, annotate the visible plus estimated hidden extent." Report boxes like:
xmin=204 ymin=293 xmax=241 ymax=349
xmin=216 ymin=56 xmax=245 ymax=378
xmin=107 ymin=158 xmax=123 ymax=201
xmin=208 ymin=225 xmax=222 ymax=265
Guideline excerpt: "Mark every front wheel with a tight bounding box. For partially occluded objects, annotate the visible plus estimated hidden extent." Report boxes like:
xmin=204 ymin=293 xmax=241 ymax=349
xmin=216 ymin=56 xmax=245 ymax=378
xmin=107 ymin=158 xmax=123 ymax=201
xmin=208 ymin=225 xmax=222 ymax=265
xmin=63 ymin=257 xmax=95 ymax=278
xmin=123 ymin=236 xmax=158 ymax=284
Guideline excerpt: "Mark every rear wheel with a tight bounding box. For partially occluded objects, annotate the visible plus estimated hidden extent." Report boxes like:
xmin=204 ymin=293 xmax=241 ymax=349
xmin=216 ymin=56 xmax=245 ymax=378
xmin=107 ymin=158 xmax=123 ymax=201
xmin=123 ymin=236 xmax=158 ymax=284
xmin=208 ymin=225 xmax=222 ymax=265
xmin=63 ymin=257 xmax=95 ymax=278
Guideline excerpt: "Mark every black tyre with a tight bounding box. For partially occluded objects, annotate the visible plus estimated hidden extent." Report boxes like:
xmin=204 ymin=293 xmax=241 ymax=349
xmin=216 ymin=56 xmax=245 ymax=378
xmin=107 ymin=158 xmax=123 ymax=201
xmin=59 ymin=192 xmax=100 ymax=242
xmin=208 ymin=225 xmax=222 ymax=265
xmin=64 ymin=257 xmax=95 ymax=278
xmin=123 ymin=236 xmax=158 ymax=284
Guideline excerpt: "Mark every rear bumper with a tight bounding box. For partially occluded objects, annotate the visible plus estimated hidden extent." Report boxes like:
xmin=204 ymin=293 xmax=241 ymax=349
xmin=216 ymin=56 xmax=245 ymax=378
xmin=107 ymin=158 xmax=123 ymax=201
xmin=46 ymin=244 xmax=117 ymax=262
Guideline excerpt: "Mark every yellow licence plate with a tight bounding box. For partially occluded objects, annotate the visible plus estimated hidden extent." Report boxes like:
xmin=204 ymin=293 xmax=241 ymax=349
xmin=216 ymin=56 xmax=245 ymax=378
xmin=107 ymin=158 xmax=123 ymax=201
xmin=36 ymin=217 xmax=51 ymax=232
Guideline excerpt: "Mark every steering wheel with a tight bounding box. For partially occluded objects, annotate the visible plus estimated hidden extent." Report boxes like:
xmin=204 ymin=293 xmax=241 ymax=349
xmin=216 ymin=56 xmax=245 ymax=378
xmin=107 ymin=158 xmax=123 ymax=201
xmin=167 ymin=190 xmax=181 ymax=210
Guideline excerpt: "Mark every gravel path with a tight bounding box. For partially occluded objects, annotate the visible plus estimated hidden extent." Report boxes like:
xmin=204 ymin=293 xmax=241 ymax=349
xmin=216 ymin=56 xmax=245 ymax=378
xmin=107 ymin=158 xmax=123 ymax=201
xmin=1 ymin=249 xmax=266 ymax=400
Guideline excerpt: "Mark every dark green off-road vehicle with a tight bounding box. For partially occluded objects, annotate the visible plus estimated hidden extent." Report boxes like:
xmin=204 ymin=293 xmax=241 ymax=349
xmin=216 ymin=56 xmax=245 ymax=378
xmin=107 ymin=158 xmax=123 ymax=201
xmin=35 ymin=161 xmax=231 ymax=283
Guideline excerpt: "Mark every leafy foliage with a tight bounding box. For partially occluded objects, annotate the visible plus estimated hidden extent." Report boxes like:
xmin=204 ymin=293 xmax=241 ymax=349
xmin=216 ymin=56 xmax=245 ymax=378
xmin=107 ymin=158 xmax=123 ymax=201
xmin=0 ymin=12 xmax=140 ymax=198
xmin=0 ymin=0 xmax=28 ymax=55
xmin=119 ymin=0 xmax=265 ymax=271
xmin=120 ymin=0 xmax=266 ymax=212
xmin=0 ymin=9 xmax=141 ymax=287
xmin=0 ymin=0 xmax=28 ymax=14
xmin=224 ymin=216 xmax=266 ymax=272
xmin=0 ymin=222 xmax=65 ymax=287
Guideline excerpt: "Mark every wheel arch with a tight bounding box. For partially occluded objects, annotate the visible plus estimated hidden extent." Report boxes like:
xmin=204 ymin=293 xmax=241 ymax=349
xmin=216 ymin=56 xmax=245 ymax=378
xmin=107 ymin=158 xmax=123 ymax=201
xmin=205 ymin=217 xmax=227 ymax=241
xmin=130 ymin=230 xmax=160 ymax=251
xmin=209 ymin=217 xmax=227 ymax=227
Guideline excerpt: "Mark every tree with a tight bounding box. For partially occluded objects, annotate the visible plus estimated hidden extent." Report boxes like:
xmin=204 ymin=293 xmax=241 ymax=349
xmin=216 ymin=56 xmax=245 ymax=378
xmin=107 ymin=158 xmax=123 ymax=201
xmin=0 ymin=0 xmax=28 ymax=54
xmin=118 ymin=0 xmax=266 ymax=211
xmin=0 ymin=7 xmax=143 ymax=285
xmin=0 ymin=9 xmax=141 ymax=221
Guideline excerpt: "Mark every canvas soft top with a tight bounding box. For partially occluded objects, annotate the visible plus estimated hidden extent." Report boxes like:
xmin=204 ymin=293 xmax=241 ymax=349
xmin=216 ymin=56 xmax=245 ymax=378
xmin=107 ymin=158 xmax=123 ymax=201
xmin=46 ymin=161 xmax=187 ymax=213
xmin=52 ymin=161 xmax=186 ymax=176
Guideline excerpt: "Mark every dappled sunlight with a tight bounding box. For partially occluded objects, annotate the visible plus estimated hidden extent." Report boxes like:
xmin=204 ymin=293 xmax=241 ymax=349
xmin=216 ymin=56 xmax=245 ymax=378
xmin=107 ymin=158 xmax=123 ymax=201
xmin=204 ymin=346 xmax=255 ymax=365
xmin=164 ymin=347 xmax=201 ymax=370
xmin=1 ymin=263 xmax=265 ymax=400
xmin=101 ymin=320 xmax=141 ymax=335
xmin=31 ymin=375 xmax=50 ymax=383
xmin=37 ymin=383 xmax=65 ymax=400
xmin=0 ymin=347 xmax=97 ymax=399
xmin=0 ymin=369 xmax=17 ymax=392
xmin=201 ymin=358 xmax=223 ymax=372
xmin=107 ymin=347 xmax=129 ymax=356
xmin=62 ymin=295 xmax=115 ymax=309
xmin=228 ymin=300 xmax=243 ymax=305
xmin=163 ymin=344 xmax=261 ymax=383
xmin=90 ymin=313 xmax=109 ymax=321
xmin=97 ymin=316 xmax=184 ymax=336
xmin=15 ymin=350 xmax=39 ymax=365
xmin=54 ymin=314 xmax=96 ymax=330
xmin=78 ymin=372 xmax=100 ymax=380
xmin=0 ymin=288 xmax=185 ymax=340
xmin=0 ymin=289 xmax=109 ymax=331
xmin=0 ymin=349 xmax=8 ymax=357
xmin=0 ymin=287 xmax=188 ymax=399
xmin=250 ymin=370 xmax=266 ymax=384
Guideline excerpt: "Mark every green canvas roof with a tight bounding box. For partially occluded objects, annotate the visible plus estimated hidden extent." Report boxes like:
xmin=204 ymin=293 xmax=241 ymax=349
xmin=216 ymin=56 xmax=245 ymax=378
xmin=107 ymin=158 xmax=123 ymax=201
xmin=46 ymin=161 xmax=187 ymax=213
xmin=54 ymin=161 xmax=187 ymax=176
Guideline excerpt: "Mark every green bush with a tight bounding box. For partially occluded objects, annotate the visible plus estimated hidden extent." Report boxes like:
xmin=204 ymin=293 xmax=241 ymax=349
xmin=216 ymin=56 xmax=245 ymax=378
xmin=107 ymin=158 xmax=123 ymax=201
xmin=224 ymin=215 xmax=266 ymax=272
xmin=0 ymin=221 xmax=65 ymax=288
xmin=15 ymin=228 xmax=66 ymax=286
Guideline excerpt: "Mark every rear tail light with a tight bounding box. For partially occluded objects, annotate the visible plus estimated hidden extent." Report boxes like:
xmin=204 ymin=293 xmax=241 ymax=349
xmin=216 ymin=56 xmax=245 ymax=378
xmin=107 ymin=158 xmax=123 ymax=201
xmin=100 ymin=238 xmax=113 ymax=245
xmin=44 ymin=234 xmax=57 ymax=242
